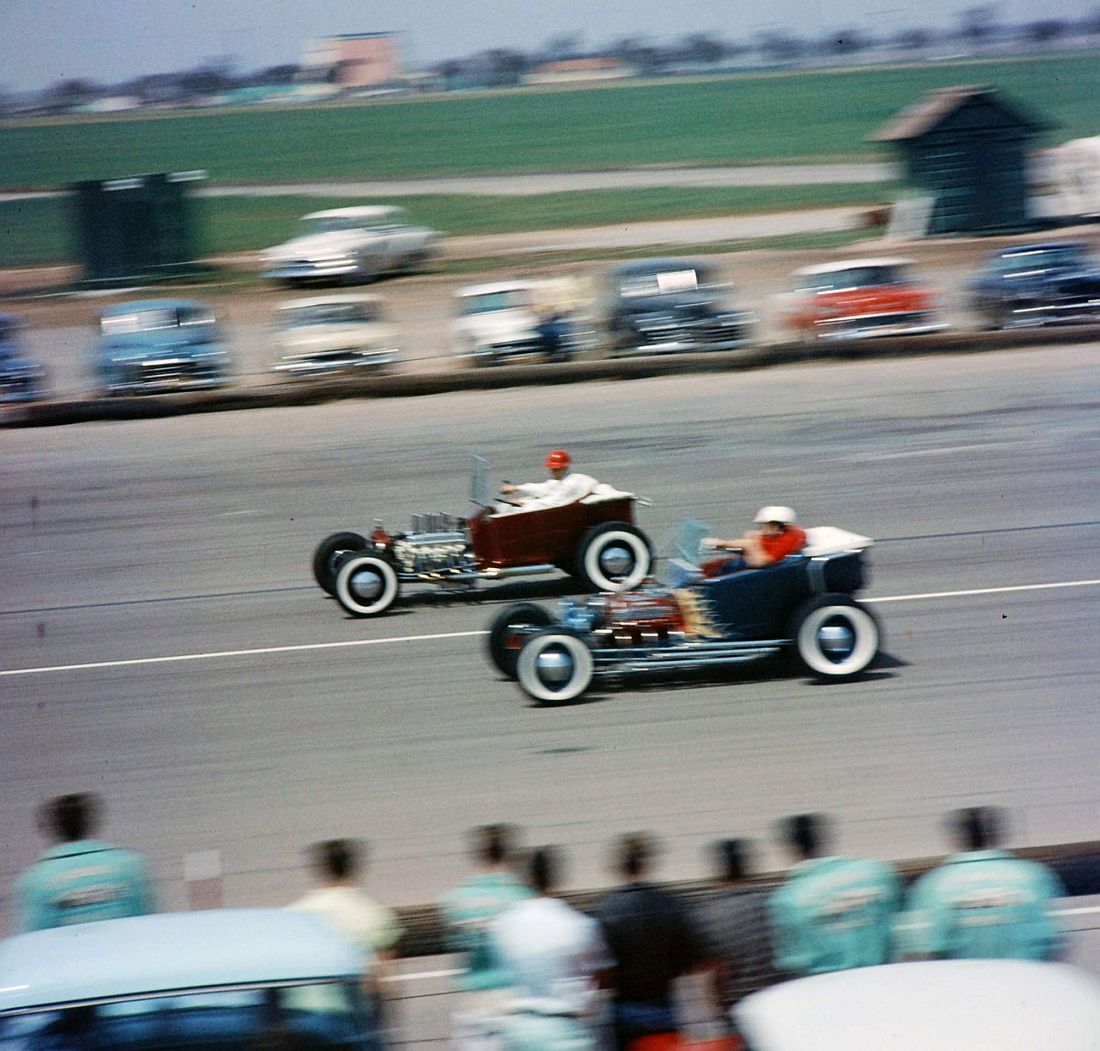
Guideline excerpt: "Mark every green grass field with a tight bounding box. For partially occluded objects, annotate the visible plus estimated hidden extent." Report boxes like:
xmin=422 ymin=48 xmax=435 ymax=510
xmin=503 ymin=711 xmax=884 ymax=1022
xmin=0 ymin=184 xmax=891 ymax=266
xmin=2 ymin=54 xmax=1096 ymax=188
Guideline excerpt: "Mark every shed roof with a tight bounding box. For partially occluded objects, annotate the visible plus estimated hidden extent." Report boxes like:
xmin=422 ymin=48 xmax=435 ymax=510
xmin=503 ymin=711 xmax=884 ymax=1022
xmin=869 ymin=85 xmax=1053 ymax=142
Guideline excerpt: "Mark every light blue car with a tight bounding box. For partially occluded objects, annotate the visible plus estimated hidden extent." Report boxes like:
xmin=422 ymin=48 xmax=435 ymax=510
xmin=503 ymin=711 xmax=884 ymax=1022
xmin=0 ymin=313 xmax=48 ymax=403
xmin=0 ymin=908 xmax=386 ymax=1049
xmin=91 ymin=299 xmax=232 ymax=395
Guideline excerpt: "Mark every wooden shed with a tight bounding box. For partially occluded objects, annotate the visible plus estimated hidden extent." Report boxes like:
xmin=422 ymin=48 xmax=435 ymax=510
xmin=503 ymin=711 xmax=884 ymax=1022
xmin=870 ymin=85 xmax=1053 ymax=235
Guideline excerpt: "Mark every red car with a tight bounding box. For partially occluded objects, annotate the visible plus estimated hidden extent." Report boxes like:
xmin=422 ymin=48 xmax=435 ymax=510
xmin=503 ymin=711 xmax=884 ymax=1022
xmin=312 ymin=457 xmax=652 ymax=617
xmin=785 ymin=258 xmax=947 ymax=341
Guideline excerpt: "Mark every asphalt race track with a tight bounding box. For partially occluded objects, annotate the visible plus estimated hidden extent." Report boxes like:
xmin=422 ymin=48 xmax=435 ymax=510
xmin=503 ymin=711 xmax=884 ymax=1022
xmin=2 ymin=344 xmax=1099 ymax=934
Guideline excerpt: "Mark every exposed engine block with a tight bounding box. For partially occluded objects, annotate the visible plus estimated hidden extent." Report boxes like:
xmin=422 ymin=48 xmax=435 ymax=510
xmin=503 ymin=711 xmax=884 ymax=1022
xmin=392 ymin=531 xmax=468 ymax=573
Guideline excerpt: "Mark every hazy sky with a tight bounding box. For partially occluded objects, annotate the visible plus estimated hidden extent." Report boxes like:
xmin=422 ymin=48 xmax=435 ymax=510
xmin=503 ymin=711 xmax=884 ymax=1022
xmin=2 ymin=0 xmax=1095 ymax=92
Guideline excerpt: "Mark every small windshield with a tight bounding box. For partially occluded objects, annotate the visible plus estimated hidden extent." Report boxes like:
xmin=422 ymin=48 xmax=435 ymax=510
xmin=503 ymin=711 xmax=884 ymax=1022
xmin=281 ymin=302 xmax=380 ymax=327
xmin=101 ymin=307 xmax=215 ymax=335
xmin=796 ymin=265 xmax=909 ymax=292
xmin=1000 ymin=246 xmax=1083 ymax=273
xmin=618 ymin=267 xmax=710 ymax=298
xmin=462 ymin=290 xmax=533 ymax=314
xmin=304 ymin=215 xmax=396 ymax=235
xmin=0 ymin=981 xmax=373 ymax=1050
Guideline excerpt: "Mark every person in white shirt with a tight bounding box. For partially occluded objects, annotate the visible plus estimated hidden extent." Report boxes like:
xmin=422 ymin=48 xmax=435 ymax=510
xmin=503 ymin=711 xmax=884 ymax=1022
xmin=498 ymin=449 xmax=597 ymax=512
xmin=290 ymin=838 xmax=402 ymax=1028
xmin=488 ymin=846 xmax=615 ymax=1050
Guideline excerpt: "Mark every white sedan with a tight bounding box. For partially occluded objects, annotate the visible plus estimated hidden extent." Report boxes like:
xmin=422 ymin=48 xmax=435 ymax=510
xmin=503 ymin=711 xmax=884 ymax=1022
xmin=735 ymin=960 xmax=1100 ymax=1051
xmin=263 ymin=205 xmax=438 ymax=285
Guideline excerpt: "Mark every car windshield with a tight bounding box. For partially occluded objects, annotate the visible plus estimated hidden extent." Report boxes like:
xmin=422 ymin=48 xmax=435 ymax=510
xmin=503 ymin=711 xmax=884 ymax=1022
xmin=618 ymin=267 xmax=709 ymax=298
xmin=282 ymin=303 xmax=380 ymax=327
xmin=304 ymin=216 xmax=395 ymax=235
xmin=1000 ymin=246 xmax=1083 ymax=273
xmin=0 ymin=981 xmax=371 ymax=1050
xmin=101 ymin=307 xmax=215 ymax=335
xmin=797 ymin=265 xmax=909 ymax=292
xmin=463 ymin=290 xmax=533 ymax=314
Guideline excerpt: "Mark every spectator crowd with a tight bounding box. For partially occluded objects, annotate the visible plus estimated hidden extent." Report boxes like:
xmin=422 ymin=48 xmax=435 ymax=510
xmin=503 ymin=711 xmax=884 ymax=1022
xmin=10 ymin=794 xmax=1067 ymax=1049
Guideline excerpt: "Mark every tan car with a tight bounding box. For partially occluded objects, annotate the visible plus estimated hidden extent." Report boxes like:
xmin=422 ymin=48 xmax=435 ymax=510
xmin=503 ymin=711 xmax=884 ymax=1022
xmin=272 ymin=294 xmax=399 ymax=378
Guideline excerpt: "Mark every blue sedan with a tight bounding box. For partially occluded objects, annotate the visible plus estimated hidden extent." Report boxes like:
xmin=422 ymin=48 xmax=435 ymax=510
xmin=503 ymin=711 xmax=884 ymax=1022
xmin=91 ymin=299 xmax=232 ymax=395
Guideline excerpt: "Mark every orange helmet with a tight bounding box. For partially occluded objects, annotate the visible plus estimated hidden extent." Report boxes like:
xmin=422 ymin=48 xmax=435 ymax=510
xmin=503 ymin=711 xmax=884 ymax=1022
xmin=545 ymin=449 xmax=572 ymax=470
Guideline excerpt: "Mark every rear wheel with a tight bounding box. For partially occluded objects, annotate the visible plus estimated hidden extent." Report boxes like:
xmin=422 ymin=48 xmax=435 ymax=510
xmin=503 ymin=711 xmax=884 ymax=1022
xmin=334 ymin=554 xmax=400 ymax=617
xmin=486 ymin=603 xmax=554 ymax=679
xmin=515 ymin=630 xmax=595 ymax=705
xmin=312 ymin=532 xmax=367 ymax=595
xmin=576 ymin=523 xmax=652 ymax=592
xmin=790 ymin=594 xmax=880 ymax=680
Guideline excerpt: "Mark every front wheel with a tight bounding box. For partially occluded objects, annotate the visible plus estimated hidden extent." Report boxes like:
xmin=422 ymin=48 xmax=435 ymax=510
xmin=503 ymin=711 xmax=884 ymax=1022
xmin=790 ymin=594 xmax=880 ymax=681
xmin=515 ymin=630 xmax=595 ymax=705
xmin=334 ymin=554 xmax=400 ymax=617
xmin=312 ymin=532 xmax=367 ymax=596
xmin=576 ymin=523 xmax=652 ymax=592
xmin=486 ymin=603 xmax=555 ymax=679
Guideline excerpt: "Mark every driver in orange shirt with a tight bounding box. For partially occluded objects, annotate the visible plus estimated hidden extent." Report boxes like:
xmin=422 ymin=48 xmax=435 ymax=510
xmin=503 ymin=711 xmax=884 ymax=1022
xmin=703 ymin=506 xmax=807 ymax=577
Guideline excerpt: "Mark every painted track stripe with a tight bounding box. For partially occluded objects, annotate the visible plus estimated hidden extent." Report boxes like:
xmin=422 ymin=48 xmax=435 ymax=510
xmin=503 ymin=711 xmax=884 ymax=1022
xmin=1 ymin=578 xmax=1098 ymax=679
xmin=869 ymin=579 xmax=1100 ymax=604
xmin=0 ymin=630 xmax=487 ymax=678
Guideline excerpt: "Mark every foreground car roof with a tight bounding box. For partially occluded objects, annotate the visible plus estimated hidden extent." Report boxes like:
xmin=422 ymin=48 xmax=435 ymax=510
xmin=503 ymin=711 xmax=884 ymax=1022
xmin=794 ymin=258 xmax=913 ymax=276
xmin=0 ymin=909 xmax=363 ymax=1012
xmin=302 ymin=205 xmax=406 ymax=221
xmin=736 ymin=960 xmax=1100 ymax=1051
xmin=612 ymin=257 xmax=705 ymax=275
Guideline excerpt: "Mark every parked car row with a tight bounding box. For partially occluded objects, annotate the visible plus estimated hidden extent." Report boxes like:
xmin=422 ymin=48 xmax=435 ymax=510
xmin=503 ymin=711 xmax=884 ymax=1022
xmin=5 ymin=241 xmax=1098 ymax=402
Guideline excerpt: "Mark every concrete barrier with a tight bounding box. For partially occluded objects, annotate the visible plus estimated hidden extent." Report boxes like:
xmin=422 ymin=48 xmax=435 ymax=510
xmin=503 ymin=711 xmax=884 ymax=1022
xmin=6 ymin=325 xmax=1098 ymax=428
xmin=393 ymin=839 xmax=1100 ymax=958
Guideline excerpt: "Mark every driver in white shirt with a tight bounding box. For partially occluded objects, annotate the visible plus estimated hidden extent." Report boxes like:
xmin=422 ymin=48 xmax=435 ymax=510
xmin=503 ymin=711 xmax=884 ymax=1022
xmin=498 ymin=449 xmax=597 ymax=512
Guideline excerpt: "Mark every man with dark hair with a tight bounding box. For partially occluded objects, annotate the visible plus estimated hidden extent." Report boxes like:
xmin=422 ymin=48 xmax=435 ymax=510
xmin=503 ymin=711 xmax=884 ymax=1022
xmin=15 ymin=793 xmax=155 ymax=932
xmin=291 ymin=838 xmax=401 ymax=959
xmin=697 ymin=839 xmax=777 ymax=1029
xmin=440 ymin=823 xmax=533 ymax=995
xmin=594 ymin=832 xmax=711 ymax=1049
xmin=769 ymin=813 xmax=900 ymax=975
xmin=899 ymin=806 xmax=1063 ymax=961
xmin=488 ymin=846 xmax=614 ymax=1050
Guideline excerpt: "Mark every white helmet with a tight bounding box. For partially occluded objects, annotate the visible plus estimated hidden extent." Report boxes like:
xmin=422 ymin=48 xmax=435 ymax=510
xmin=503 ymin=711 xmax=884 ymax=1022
xmin=754 ymin=506 xmax=797 ymax=525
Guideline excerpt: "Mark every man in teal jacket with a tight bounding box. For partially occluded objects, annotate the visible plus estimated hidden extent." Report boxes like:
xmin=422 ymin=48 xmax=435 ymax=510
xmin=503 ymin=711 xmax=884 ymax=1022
xmin=15 ymin=793 xmax=155 ymax=931
xmin=769 ymin=813 xmax=901 ymax=975
xmin=899 ymin=806 xmax=1063 ymax=961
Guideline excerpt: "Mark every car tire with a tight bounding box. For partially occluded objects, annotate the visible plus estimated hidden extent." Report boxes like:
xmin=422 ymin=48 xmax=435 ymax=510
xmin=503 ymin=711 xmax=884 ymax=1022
xmin=334 ymin=553 xmax=400 ymax=617
xmin=790 ymin=594 xmax=880 ymax=681
xmin=312 ymin=532 xmax=367 ymax=596
xmin=486 ymin=603 xmax=555 ymax=679
xmin=515 ymin=629 xmax=595 ymax=705
xmin=576 ymin=523 xmax=652 ymax=592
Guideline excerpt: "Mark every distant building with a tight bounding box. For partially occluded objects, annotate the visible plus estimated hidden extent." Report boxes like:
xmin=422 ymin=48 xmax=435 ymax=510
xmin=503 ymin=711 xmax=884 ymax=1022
xmin=524 ymin=58 xmax=635 ymax=85
xmin=301 ymin=32 xmax=400 ymax=89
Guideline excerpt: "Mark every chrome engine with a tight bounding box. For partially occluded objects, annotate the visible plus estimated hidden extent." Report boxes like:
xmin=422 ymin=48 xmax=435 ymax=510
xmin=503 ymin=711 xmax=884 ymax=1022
xmin=392 ymin=513 xmax=468 ymax=573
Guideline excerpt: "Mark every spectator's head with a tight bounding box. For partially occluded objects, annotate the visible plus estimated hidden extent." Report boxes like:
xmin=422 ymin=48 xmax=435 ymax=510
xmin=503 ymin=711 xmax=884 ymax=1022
xmin=949 ymin=806 xmax=1005 ymax=851
xmin=310 ymin=839 xmax=363 ymax=884
xmin=469 ymin=823 xmax=518 ymax=869
xmin=40 ymin=793 xmax=99 ymax=843
xmin=615 ymin=831 xmax=657 ymax=881
xmin=780 ymin=813 xmax=830 ymax=861
xmin=710 ymin=838 xmax=753 ymax=885
xmin=528 ymin=846 xmax=562 ymax=895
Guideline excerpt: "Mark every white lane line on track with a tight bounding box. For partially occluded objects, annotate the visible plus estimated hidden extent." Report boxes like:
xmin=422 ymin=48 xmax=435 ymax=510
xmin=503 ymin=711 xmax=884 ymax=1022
xmin=870 ymin=578 xmax=1100 ymax=604
xmin=1 ymin=578 xmax=1098 ymax=679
